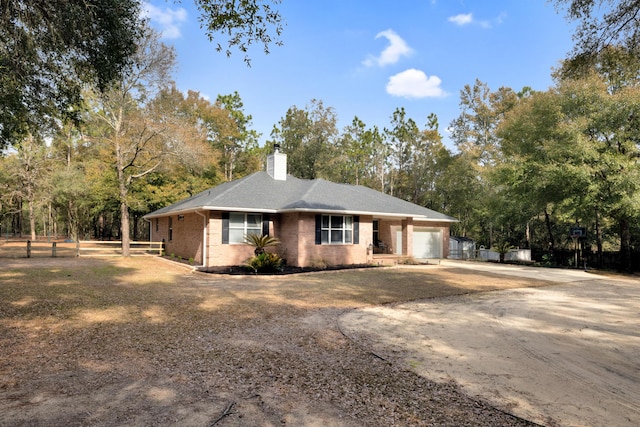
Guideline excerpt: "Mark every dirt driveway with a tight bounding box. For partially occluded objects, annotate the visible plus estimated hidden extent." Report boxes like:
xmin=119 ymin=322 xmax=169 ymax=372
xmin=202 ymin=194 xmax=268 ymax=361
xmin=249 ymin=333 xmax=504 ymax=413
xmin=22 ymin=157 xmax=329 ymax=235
xmin=340 ymin=261 xmax=640 ymax=426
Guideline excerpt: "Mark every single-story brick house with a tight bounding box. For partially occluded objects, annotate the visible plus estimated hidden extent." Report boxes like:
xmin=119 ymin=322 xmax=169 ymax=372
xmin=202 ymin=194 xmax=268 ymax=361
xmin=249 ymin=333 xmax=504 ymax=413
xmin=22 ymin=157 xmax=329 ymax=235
xmin=143 ymin=148 xmax=457 ymax=268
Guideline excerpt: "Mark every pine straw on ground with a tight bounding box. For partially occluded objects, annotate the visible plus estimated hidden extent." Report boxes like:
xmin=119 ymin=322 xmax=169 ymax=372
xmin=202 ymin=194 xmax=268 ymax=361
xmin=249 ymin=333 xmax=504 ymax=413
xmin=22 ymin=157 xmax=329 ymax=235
xmin=0 ymin=257 xmax=550 ymax=426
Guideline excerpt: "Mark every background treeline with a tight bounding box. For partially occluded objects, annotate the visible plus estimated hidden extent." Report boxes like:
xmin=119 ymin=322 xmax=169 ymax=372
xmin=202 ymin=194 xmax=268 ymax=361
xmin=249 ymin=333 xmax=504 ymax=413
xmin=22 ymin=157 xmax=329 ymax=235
xmin=1 ymin=34 xmax=639 ymax=270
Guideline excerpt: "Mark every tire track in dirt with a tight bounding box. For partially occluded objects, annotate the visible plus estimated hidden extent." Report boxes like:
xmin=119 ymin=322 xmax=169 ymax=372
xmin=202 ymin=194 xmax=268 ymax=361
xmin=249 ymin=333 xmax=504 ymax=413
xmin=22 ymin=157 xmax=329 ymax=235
xmin=339 ymin=277 xmax=640 ymax=427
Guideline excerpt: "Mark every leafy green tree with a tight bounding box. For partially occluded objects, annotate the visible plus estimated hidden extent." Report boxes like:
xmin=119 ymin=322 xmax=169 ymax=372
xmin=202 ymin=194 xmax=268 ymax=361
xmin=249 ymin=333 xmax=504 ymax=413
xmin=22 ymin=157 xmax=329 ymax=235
xmin=438 ymin=152 xmax=487 ymax=240
xmin=554 ymin=0 xmax=640 ymax=69
xmin=84 ymin=29 xmax=180 ymax=254
xmin=48 ymin=166 xmax=92 ymax=241
xmin=327 ymin=117 xmax=374 ymax=186
xmin=410 ymin=114 xmax=451 ymax=208
xmin=270 ymin=99 xmax=338 ymax=179
xmin=497 ymin=89 xmax=577 ymax=254
xmin=195 ymin=0 xmax=284 ymax=64
xmin=383 ymin=107 xmax=422 ymax=200
xmin=130 ymin=87 xmax=221 ymax=233
xmin=0 ymin=0 xmax=284 ymax=149
xmin=214 ymin=92 xmax=261 ymax=180
xmin=499 ymin=69 xmax=640 ymax=271
xmin=0 ymin=154 xmax=23 ymax=237
xmin=0 ymin=0 xmax=143 ymax=148
xmin=3 ymin=135 xmax=51 ymax=240
xmin=447 ymin=81 xmax=520 ymax=243
xmin=450 ymin=80 xmax=518 ymax=168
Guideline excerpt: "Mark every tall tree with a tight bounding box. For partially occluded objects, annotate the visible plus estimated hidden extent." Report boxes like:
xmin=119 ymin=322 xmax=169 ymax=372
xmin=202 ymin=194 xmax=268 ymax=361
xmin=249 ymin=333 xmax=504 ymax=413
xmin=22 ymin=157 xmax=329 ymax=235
xmin=499 ymin=70 xmax=640 ymax=271
xmin=448 ymin=80 xmax=524 ymax=244
xmin=384 ymin=107 xmax=421 ymax=200
xmin=497 ymin=89 xmax=588 ymax=256
xmin=0 ymin=0 xmax=143 ymax=148
xmin=131 ymin=87 xmax=221 ymax=220
xmin=85 ymin=29 xmax=179 ymax=255
xmin=331 ymin=117 xmax=372 ymax=186
xmin=270 ymin=100 xmax=338 ymax=179
xmin=214 ymin=92 xmax=261 ymax=180
xmin=450 ymin=80 xmax=518 ymax=168
xmin=554 ymin=0 xmax=640 ymax=69
xmin=1 ymin=0 xmax=284 ymax=148
xmin=411 ymin=114 xmax=451 ymax=210
xmin=6 ymin=135 xmax=50 ymax=240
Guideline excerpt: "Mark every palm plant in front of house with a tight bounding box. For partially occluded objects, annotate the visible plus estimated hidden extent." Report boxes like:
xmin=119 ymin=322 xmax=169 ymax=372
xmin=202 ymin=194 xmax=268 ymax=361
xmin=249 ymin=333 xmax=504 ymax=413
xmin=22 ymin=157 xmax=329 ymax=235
xmin=245 ymin=232 xmax=281 ymax=255
xmin=492 ymin=240 xmax=513 ymax=263
xmin=244 ymin=233 xmax=283 ymax=273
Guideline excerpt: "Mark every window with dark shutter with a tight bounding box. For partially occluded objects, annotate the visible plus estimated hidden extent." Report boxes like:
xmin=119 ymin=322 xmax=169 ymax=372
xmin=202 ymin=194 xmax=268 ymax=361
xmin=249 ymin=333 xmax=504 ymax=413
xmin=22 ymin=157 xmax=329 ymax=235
xmin=318 ymin=214 xmax=354 ymax=244
xmin=262 ymin=214 xmax=270 ymax=236
xmin=354 ymin=216 xmax=359 ymax=244
xmin=315 ymin=214 xmax=322 ymax=244
xmin=222 ymin=212 xmax=229 ymax=244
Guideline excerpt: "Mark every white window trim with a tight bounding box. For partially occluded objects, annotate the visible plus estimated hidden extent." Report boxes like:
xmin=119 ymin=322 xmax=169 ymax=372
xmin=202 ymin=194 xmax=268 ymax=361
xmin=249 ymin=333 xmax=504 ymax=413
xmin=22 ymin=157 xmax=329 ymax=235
xmin=228 ymin=212 xmax=262 ymax=244
xmin=321 ymin=214 xmax=353 ymax=245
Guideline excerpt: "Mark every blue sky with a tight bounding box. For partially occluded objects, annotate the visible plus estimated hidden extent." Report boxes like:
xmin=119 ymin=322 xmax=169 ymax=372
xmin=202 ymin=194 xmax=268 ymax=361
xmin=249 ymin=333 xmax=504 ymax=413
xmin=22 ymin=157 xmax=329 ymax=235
xmin=143 ymin=1 xmax=576 ymax=149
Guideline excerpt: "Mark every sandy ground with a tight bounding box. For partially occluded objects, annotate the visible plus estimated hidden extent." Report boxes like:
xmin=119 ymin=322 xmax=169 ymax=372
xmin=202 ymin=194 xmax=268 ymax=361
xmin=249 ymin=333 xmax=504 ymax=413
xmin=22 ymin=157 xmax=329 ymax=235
xmin=0 ymin=257 xmax=544 ymax=427
xmin=340 ymin=262 xmax=640 ymax=427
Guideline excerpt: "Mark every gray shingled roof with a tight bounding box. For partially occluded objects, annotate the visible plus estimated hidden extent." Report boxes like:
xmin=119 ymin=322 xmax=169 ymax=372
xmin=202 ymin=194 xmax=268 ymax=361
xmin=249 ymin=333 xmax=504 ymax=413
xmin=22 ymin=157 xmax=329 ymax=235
xmin=144 ymin=172 xmax=457 ymax=222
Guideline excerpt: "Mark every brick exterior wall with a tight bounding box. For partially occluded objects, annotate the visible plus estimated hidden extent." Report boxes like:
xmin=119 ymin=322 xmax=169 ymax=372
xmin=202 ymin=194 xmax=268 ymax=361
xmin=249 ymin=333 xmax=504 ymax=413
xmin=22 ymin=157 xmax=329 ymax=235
xmin=206 ymin=211 xmax=255 ymax=266
xmin=276 ymin=212 xmax=300 ymax=265
xmin=151 ymin=213 xmax=204 ymax=263
xmin=288 ymin=213 xmax=372 ymax=267
xmin=199 ymin=211 xmax=372 ymax=268
xmin=151 ymin=211 xmax=451 ymax=267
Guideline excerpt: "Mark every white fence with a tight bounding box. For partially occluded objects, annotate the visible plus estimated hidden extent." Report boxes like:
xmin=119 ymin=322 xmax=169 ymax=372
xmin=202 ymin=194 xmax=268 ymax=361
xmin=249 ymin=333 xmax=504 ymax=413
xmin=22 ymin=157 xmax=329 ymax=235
xmin=477 ymin=248 xmax=532 ymax=262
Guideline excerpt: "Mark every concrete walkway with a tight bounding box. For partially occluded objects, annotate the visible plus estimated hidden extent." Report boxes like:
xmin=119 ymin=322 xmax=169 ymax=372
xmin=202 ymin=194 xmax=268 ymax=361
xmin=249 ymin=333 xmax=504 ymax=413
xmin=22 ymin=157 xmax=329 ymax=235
xmin=340 ymin=263 xmax=640 ymax=426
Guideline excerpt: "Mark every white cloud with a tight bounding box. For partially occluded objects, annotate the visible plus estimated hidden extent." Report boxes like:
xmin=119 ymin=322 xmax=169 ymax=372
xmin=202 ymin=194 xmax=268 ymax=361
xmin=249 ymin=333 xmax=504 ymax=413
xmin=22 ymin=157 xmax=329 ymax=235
xmin=142 ymin=2 xmax=188 ymax=39
xmin=386 ymin=69 xmax=446 ymax=98
xmin=449 ymin=12 xmax=506 ymax=29
xmin=363 ymin=29 xmax=413 ymax=67
xmin=448 ymin=13 xmax=473 ymax=26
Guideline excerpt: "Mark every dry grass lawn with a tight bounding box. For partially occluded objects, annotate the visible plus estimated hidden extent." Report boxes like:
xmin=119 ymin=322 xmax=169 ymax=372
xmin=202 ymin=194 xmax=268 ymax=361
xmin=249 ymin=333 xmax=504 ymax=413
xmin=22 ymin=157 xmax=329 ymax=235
xmin=0 ymin=257 xmax=551 ymax=426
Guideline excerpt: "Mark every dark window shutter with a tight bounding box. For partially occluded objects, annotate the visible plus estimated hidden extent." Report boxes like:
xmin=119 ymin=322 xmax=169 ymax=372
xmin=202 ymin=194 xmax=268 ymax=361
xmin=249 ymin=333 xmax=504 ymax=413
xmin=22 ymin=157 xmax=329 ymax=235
xmin=315 ymin=214 xmax=322 ymax=245
xmin=353 ymin=215 xmax=359 ymax=244
xmin=222 ymin=212 xmax=229 ymax=244
xmin=262 ymin=214 xmax=270 ymax=236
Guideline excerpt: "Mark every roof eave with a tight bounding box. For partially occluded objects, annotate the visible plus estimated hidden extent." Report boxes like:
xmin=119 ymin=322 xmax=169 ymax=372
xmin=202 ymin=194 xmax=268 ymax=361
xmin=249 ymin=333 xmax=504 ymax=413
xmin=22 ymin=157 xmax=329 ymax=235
xmin=144 ymin=206 xmax=458 ymax=222
xmin=278 ymin=207 xmax=458 ymax=221
xmin=143 ymin=206 xmax=279 ymax=219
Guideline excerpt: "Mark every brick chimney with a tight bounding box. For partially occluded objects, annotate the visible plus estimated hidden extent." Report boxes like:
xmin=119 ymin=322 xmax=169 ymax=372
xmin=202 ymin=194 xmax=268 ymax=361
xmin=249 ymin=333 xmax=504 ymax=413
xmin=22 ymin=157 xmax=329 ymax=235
xmin=266 ymin=143 xmax=287 ymax=180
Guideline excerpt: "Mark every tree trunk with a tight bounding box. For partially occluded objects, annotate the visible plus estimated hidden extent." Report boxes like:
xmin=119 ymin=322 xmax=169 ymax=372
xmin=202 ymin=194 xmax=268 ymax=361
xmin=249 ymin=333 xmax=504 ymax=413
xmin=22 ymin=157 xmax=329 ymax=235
xmin=13 ymin=199 xmax=22 ymax=237
xmin=28 ymin=199 xmax=36 ymax=241
xmin=619 ymin=216 xmax=631 ymax=272
xmin=68 ymin=200 xmax=78 ymax=241
xmin=120 ymin=199 xmax=130 ymax=257
xmin=544 ymin=208 xmax=555 ymax=258
xmin=116 ymin=140 xmax=131 ymax=257
xmin=27 ymin=182 xmax=36 ymax=241
xmin=132 ymin=213 xmax=139 ymax=241
xmin=595 ymin=209 xmax=603 ymax=268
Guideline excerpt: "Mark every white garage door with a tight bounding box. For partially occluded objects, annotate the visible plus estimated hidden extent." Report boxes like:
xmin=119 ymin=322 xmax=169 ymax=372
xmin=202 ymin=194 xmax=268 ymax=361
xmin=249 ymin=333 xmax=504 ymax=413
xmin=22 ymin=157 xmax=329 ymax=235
xmin=413 ymin=227 xmax=442 ymax=259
